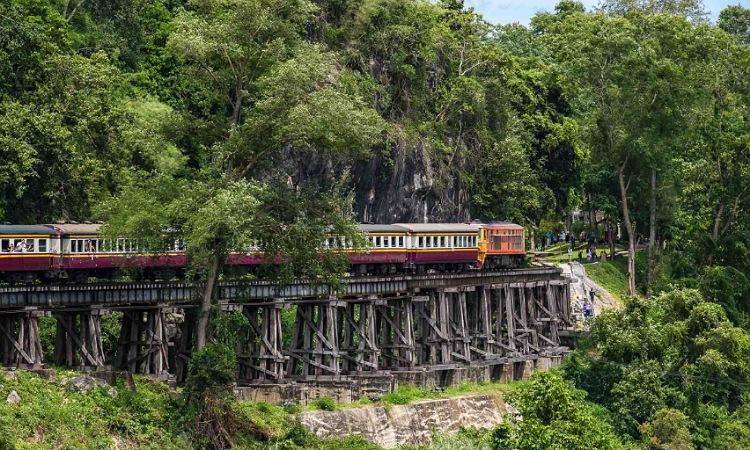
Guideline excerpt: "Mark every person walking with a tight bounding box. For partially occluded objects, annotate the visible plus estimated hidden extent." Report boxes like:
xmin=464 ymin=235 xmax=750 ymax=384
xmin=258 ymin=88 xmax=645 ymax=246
xmin=567 ymin=247 xmax=573 ymax=263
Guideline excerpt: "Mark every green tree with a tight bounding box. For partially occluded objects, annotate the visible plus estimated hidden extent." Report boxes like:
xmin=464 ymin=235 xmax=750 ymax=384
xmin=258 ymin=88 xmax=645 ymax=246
xmin=718 ymin=4 xmax=750 ymax=44
xmin=598 ymin=0 xmax=707 ymax=22
xmin=491 ymin=371 xmax=626 ymax=450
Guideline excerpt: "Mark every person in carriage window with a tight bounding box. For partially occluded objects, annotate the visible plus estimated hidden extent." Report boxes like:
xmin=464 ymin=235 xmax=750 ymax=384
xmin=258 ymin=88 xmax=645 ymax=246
xmin=14 ymin=240 xmax=25 ymax=252
xmin=84 ymin=239 xmax=93 ymax=252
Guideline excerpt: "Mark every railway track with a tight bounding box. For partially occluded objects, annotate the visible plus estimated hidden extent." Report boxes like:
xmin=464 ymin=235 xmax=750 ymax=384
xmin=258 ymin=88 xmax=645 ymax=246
xmin=0 ymin=266 xmax=564 ymax=308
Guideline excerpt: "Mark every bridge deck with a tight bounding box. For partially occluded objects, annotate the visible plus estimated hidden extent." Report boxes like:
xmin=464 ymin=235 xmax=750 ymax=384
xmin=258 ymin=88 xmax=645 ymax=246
xmin=0 ymin=267 xmax=564 ymax=309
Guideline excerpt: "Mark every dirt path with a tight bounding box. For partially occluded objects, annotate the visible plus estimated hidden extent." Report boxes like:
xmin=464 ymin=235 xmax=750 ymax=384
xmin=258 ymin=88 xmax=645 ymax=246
xmin=559 ymin=261 xmax=621 ymax=321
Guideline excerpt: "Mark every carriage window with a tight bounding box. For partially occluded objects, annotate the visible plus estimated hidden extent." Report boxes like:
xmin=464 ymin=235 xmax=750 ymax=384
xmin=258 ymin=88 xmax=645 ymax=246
xmin=375 ymin=236 xmax=381 ymax=248
xmin=37 ymin=239 xmax=47 ymax=252
xmin=383 ymin=236 xmax=389 ymax=248
xmin=1 ymin=239 xmax=8 ymax=253
xmin=398 ymin=236 xmax=404 ymax=248
xmin=426 ymin=236 xmax=432 ymax=248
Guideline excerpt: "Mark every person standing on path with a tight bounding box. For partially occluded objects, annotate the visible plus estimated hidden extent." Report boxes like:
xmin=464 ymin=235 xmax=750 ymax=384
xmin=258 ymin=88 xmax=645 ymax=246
xmin=567 ymin=247 xmax=572 ymax=262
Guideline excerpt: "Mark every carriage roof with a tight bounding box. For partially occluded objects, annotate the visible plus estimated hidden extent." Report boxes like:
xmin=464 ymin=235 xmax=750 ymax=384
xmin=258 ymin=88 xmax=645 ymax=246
xmin=47 ymin=224 xmax=102 ymax=235
xmin=0 ymin=225 xmax=57 ymax=235
xmin=393 ymin=223 xmax=481 ymax=233
xmin=358 ymin=224 xmax=410 ymax=233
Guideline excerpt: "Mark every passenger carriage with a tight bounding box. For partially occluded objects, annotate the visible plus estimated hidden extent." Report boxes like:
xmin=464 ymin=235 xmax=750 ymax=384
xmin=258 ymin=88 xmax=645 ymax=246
xmin=0 ymin=220 xmax=526 ymax=283
xmin=0 ymin=225 xmax=57 ymax=282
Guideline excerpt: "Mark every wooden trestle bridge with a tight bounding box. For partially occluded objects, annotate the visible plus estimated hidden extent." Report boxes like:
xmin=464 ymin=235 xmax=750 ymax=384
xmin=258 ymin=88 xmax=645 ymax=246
xmin=0 ymin=267 xmax=572 ymax=384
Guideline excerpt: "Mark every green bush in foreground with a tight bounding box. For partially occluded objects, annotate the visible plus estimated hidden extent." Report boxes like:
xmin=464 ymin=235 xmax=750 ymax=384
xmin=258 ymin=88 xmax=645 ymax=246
xmin=0 ymin=370 xmax=190 ymax=449
xmin=563 ymin=288 xmax=750 ymax=448
xmin=491 ymin=371 xmax=626 ymax=450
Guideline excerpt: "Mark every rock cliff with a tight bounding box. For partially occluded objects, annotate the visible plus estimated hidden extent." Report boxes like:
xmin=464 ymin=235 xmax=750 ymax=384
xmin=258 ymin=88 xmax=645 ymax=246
xmin=286 ymin=139 xmax=472 ymax=223
xmin=297 ymin=393 xmax=509 ymax=448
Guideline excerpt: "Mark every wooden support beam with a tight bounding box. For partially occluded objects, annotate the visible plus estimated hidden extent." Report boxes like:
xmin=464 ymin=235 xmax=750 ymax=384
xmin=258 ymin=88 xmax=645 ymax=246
xmin=238 ymin=304 xmax=286 ymax=382
xmin=284 ymin=301 xmax=342 ymax=379
xmin=114 ymin=308 xmax=170 ymax=375
xmin=0 ymin=310 xmax=44 ymax=368
xmin=53 ymin=308 xmax=105 ymax=369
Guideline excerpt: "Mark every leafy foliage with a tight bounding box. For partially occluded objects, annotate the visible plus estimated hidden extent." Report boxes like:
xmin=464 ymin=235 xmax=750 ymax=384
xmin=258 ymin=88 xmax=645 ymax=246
xmin=563 ymin=289 xmax=750 ymax=447
xmin=491 ymin=371 xmax=626 ymax=450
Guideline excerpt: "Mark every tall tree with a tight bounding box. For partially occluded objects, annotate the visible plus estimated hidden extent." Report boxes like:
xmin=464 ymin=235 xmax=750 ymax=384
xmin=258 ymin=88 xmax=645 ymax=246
xmin=598 ymin=0 xmax=707 ymax=22
xmin=104 ymin=0 xmax=386 ymax=350
xmin=718 ymin=4 xmax=750 ymax=45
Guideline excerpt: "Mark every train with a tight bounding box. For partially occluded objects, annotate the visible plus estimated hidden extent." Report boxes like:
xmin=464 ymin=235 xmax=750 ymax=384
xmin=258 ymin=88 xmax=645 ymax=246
xmin=0 ymin=221 xmax=525 ymax=283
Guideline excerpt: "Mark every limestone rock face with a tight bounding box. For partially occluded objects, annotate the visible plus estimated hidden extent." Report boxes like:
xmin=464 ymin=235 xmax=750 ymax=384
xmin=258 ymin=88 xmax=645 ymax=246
xmin=284 ymin=140 xmax=471 ymax=224
xmin=297 ymin=393 xmax=508 ymax=448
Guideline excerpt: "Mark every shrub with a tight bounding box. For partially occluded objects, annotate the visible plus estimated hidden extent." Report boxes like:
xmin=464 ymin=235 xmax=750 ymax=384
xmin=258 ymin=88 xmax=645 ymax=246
xmin=310 ymin=396 xmax=338 ymax=411
xmin=491 ymin=371 xmax=626 ymax=450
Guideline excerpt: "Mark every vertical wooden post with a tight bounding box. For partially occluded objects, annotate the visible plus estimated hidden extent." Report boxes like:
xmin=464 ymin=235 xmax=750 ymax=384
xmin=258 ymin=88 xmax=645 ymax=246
xmin=438 ymin=290 xmax=450 ymax=363
xmin=115 ymin=308 xmax=170 ymax=375
xmin=175 ymin=308 xmax=196 ymax=383
xmin=53 ymin=308 xmax=105 ymax=369
xmin=238 ymin=303 xmax=285 ymax=382
xmin=505 ymin=286 xmax=516 ymax=355
xmin=0 ymin=310 xmax=44 ymax=368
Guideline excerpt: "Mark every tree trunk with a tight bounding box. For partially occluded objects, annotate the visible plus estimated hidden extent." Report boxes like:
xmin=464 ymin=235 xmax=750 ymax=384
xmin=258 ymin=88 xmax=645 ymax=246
xmin=588 ymin=193 xmax=596 ymax=235
xmin=530 ymin=227 xmax=536 ymax=253
xmin=608 ymin=219 xmax=615 ymax=258
xmin=195 ymin=255 xmax=220 ymax=351
xmin=707 ymin=203 xmax=724 ymax=265
xmin=618 ymin=164 xmax=637 ymax=296
xmin=231 ymin=85 xmax=243 ymax=127
xmin=647 ymin=167 xmax=657 ymax=298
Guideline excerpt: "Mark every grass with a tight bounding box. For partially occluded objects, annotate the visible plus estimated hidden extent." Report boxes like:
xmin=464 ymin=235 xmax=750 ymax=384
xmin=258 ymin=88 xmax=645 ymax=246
xmin=541 ymin=244 xmax=625 ymax=263
xmin=0 ymin=369 xmax=388 ymax=450
xmin=583 ymin=258 xmax=631 ymax=304
xmin=0 ymin=368 xmax=523 ymax=449
xmin=0 ymin=369 xmax=190 ymax=449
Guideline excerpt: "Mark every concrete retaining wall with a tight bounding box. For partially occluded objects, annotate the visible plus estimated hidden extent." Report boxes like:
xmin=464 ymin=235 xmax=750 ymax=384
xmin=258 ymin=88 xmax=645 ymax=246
xmin=234 ymin=356 xmax=563 ymax=405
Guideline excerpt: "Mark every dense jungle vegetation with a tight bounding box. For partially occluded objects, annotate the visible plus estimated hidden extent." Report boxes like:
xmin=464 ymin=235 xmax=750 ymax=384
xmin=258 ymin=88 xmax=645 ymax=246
xmin=1 ymin=0 xmax=750 ymax=448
